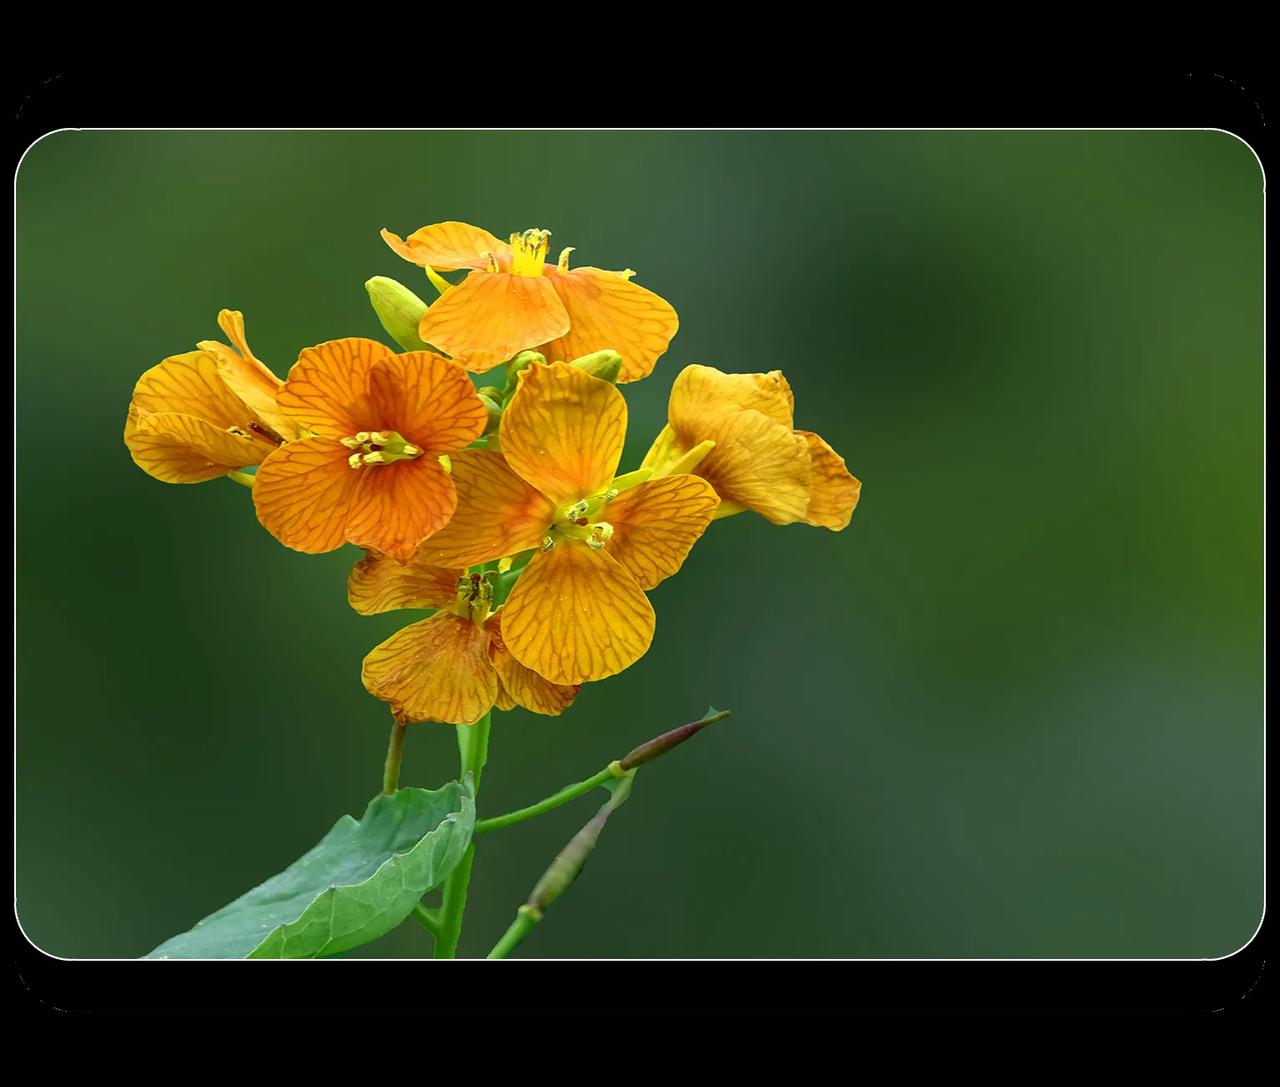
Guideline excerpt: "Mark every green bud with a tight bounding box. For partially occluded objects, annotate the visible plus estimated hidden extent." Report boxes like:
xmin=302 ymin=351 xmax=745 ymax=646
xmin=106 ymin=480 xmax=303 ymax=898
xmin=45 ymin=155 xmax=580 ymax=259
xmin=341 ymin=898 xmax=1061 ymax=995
xmin=365 ymin=276 xmax=431 ymax=352
xmin=569 ymin=349 xmax=623 ymax=384
xmin=479 ymin=393 xmax=503 ymax=435
xmin=527 ymin=776 xmax=633 ymax=914
xmin=503 ymin=351 xmax=545 ymax=396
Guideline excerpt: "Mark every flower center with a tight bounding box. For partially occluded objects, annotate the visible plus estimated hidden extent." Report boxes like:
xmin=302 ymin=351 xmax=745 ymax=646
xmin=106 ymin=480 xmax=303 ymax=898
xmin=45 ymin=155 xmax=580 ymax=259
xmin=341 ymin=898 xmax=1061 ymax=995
xmin=543 ymin=489 xmax=619 ymax=551
xmin=508 ymin=228 xmax=551 ymax=276
xmin=450 ymin=572 xmax=494 ymax=628
xmin=340 ymin=430 xmax=423 ymax=469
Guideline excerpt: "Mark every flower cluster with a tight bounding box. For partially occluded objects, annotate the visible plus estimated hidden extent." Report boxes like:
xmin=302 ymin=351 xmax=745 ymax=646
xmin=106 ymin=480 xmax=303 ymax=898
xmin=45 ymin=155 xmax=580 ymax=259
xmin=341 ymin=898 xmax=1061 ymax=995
xmin=124 ymin=221 xmax=861 ymax=726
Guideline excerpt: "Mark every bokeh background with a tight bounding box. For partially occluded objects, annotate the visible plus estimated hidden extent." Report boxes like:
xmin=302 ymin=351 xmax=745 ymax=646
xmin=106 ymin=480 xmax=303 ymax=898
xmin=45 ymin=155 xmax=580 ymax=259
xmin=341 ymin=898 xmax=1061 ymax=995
xmin=16 ymin=131 xmax=1263 ymax=959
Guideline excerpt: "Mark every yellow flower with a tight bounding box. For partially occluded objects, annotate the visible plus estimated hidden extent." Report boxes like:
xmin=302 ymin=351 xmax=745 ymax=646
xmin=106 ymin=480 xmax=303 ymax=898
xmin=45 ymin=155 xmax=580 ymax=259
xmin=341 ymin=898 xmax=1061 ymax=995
xmin=124 ymin=310 xmax=298 ymax=484
xmin=350 ymin=551 xmax=579 ymax=726
xmin=641 ymin=365 xmax=861 ymax=529
xmin=251 ymin=338 xmax=489 ymax=564
xmin=415 ymin=361 xmax=719 ymax=686
xmin=381 ymin=221 xmax=679 ymax=381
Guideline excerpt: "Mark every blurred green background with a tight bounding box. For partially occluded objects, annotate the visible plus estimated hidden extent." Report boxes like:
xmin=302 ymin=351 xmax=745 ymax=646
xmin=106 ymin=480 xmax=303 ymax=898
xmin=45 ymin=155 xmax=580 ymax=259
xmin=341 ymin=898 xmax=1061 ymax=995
xmin=16 ymin=131 xmax=1262 ymax=959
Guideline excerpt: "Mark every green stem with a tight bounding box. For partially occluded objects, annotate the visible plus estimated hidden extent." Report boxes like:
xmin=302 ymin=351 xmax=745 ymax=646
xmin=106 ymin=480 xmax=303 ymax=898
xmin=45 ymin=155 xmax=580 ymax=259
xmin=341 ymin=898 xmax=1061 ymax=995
xmin=487 ymin=906 xmax=540 ymax=960
xmin=475 ymin=766 xmax=619 ymax=834
xmin=381 ymin=721 xmax=407 ymax=796
xmin=432 ymin=845 xmax=475 ymax=959
xmin=412 ymin=903 xmax=442 ymax=936
xmin=432 ymin=711 xmax=491 ymax=958
xmin=226 ymin=469 xmax=255 ymax=488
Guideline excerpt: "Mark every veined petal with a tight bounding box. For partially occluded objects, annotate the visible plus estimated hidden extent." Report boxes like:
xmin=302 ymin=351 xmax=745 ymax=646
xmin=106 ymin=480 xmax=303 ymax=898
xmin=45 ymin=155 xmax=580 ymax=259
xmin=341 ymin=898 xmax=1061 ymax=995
xmin=368 ymin=352 xmax=488 ymax=454
xmin=603 ymin=474 xmax=719 ymax=591
xmin=501 ymin=541 xmax=655 ymax=685
xmin=198 ymin=310 xmax=302 ymax=441
xmin=417 ymin=272 xmax=569 ymax=372
xmin=129 ymin=351 xmax=252 ymax=431
xmin=277 ymin=338 xmax=388 ymax=438
xmin=252 ymin=438 xmax=363 ymax=554
xmin=539 ymin=267 xmax=679 ymax=383
xmin=362 ymin=613 xmax=498 ymax=726
xmin=500 ymin=361 xmax=626 ymax=506
xmin=348 ymin=550 xmax=464 ymax=615
xmin=797 ymin=431 xmax=862 ymax=530
xmin=381 ymin=222 xmax=510 ymax=271
xmin=639 ymin=423 xmax=682 ymax=477
xmin=126 ymin=411 xmax=270 ymax=483
xmin=689 ymin=409 xmax=811 ymax=525
xmin=668 ymin=364 xmax=795 ymax=431
xmin=345 ymin=456 xmax=458 ymax=565
xmin=416 ymin=450 xmax=554 ymax=569
xmin=486 ymin=612 xmax=579 ymax=716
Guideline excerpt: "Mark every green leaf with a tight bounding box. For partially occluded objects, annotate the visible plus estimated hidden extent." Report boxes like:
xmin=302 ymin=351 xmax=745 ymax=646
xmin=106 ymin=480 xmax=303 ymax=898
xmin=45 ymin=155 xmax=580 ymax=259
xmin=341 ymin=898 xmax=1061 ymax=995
xmin=146 ymin=783 xmax=475 ymax=959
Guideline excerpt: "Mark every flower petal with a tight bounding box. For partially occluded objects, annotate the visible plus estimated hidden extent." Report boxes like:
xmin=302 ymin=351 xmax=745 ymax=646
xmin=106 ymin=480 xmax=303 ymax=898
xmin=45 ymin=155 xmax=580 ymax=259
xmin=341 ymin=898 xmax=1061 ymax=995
xmin=668 ymin=364 xmax=795 ymax=431
xmin=362 ymin=613 xmax=498 ymax=726
xmin=416 ymin=450 xmax=555 ymax=569
xmin=129 ymin=351 xmax=251 ymax=430
xmin=381 ymin=222 xmax=510 ymax=271
xmin=368 ymin=352 xmax=488 ymax=454
xmin=693 ymin=409 xmax=811 ymax=524
xmin=345 ymin=457 xmax=458 ymax=565
xmin=602 ymin=474 xmax=719 ymax=590
xmin=198 ymin=310 xmax=302 ymax=441
xmin=501 ymin=541 xmax=655 ymax=685
xmin=348 ymin=550 xmax=464 ymax=615
xmin=126 ymin=411 xmax=269 ymax=483
xmin=486 ymin=612 xmax=580 ymax=716
xmin=417 ymin=272 xmax=569 ymax=372
xmin=252 ymin=438 xmax=363 ymax=554
xmin=277 ymin=338 xmax=389 ymax=438
xmin=539 ymin=268 xmax=679 ymax=383
xmin=500 ymin=361 xmax=626 ymax=506
xmin=797 ymin=431 xmax=862 ymax=530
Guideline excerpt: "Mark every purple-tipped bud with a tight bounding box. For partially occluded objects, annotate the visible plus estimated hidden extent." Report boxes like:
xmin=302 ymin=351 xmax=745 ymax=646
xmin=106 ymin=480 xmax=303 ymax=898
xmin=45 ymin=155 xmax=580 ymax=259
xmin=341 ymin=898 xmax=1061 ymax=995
xmin=618 ymin=709 xmax=731 ymax=771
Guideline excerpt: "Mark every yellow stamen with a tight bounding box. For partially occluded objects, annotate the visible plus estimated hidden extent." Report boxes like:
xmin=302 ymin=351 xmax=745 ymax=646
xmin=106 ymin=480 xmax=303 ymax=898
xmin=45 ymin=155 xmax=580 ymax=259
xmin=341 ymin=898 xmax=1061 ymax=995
xmin=557 ymin=246 xmax=575 ymax=273
xmin=509 ymin=228 xmax=552 ymax=276
xmin=343 ymin=430 xmax=424 ymax=470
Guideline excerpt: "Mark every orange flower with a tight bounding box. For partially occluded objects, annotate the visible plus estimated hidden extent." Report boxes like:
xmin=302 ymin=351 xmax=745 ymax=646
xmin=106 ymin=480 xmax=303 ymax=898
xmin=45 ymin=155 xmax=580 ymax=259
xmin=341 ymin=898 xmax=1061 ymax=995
xmin=381 ymin=221 xmax=679 ymax=382
xmin=415 ymin=361 xmax=719 ymax=685
xmin=350 ymin=551 xmax=579 ymax=725
xmin=124 ymin=310 xmax=298 ymax=484
xmin=252 ymin=338 xmax=489 ymax=563
xmin=641 ymin=365 xmax=861 ymax=530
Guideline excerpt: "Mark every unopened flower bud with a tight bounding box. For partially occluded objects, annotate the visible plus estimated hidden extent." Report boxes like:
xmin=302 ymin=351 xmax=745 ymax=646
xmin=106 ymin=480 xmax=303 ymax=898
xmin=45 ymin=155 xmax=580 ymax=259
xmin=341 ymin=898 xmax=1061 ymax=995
xmin=365 ymin=276 xmax=431 ymax=352
xmin=569 ymin=350 xmax=623 ymax=384
xmin=478 ymin=393 xmax=503 ymax=434
xmin=618 ymin=708 xmax=731 ymax=771
xmin=527 ymin=776 xmax=633 ymax=914
xmin=503 ymin=351 xmax=545 ymax=396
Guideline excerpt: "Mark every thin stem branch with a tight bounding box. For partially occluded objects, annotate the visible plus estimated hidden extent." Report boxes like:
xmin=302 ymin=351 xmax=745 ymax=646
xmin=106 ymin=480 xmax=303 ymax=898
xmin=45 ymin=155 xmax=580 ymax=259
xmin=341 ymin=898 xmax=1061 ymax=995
xmin=381 ymin=721 xmax=407 ymax=796
xmin=475 ymin=766 xmax=618 ymax=834
xmin=412 ymin=903 xmax=442 ymax=937
xmin=475 ymin=709 xmax=731 ymax=835
xmin=487 ymin=907 xmax=539 ymax=960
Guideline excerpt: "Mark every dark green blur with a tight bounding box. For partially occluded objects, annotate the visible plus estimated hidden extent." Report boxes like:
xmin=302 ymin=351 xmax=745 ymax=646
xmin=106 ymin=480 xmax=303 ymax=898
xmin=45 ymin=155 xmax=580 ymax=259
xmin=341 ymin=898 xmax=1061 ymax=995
xmin=16 ymin=131 xmax=1262 ymax=958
